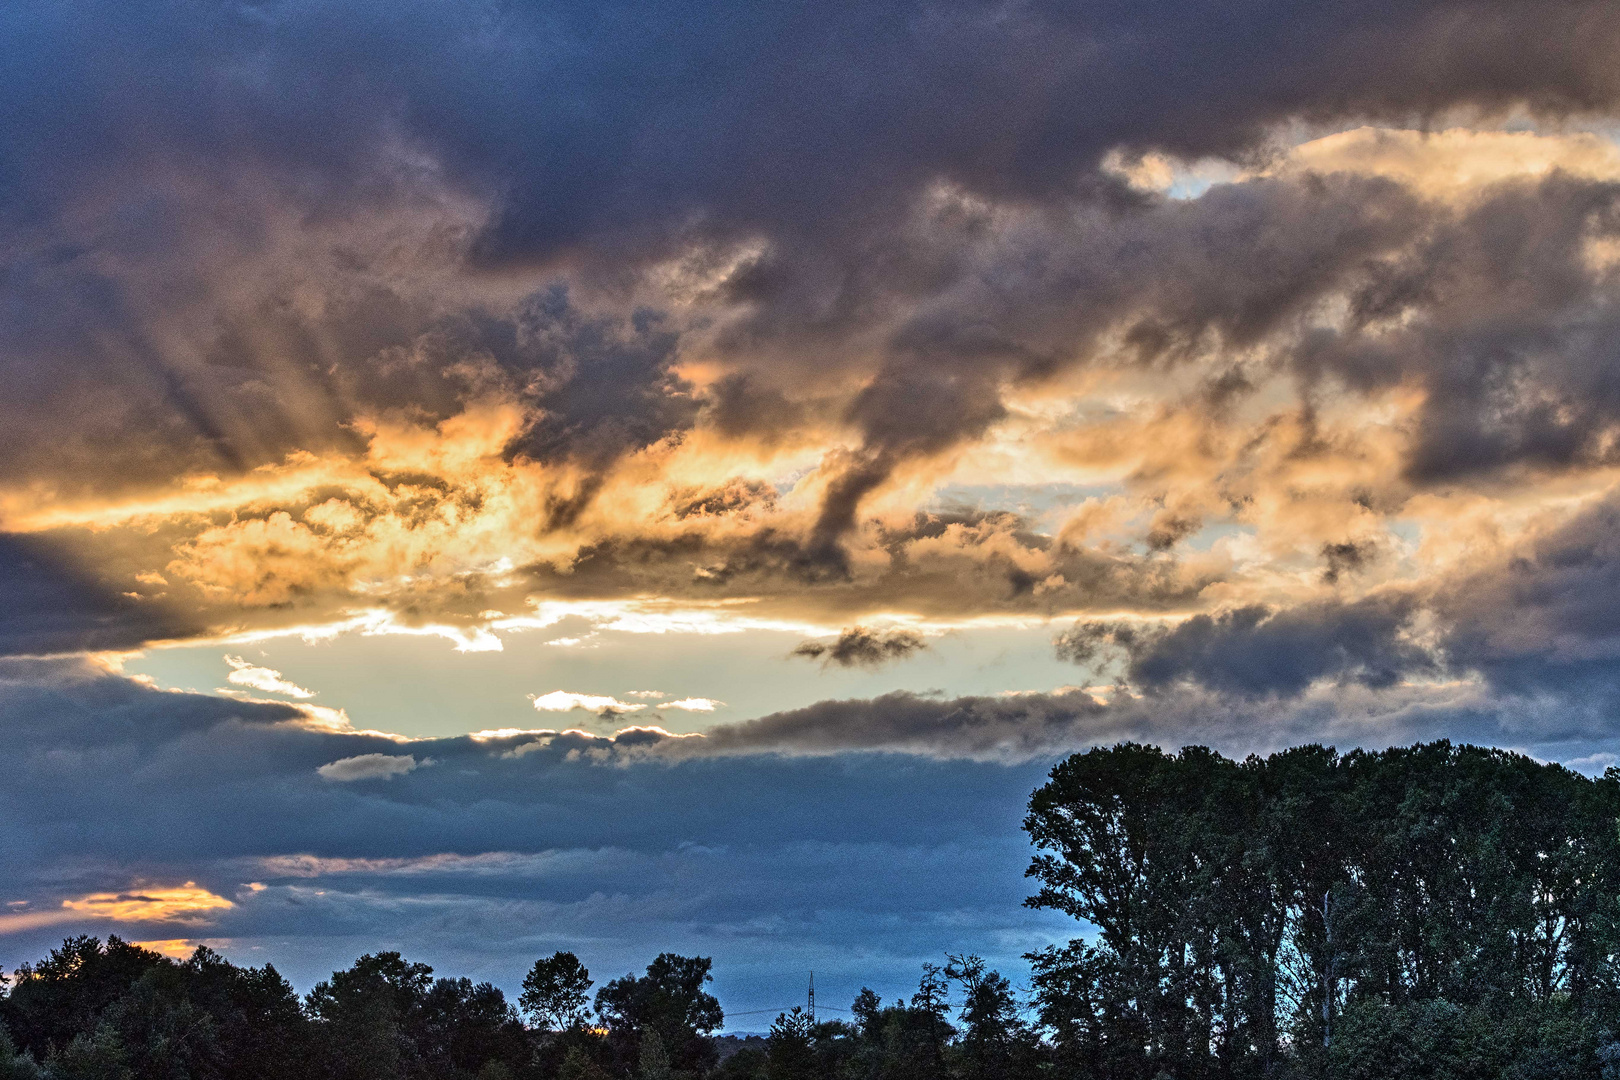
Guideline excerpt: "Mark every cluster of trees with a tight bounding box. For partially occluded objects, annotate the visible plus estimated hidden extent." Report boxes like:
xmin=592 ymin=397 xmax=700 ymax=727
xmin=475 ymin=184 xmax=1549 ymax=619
xmin=1025 ymin=741 xmax=1620 ymax=1077
xmin=0 ymin=937 xmax=1033 ymax=1080
xmin=5 ymin=740 xmax=1620 ymax=1079
xmin=0 ymin=940 xmax=739 ymax=1080
xmin=716 ymin=955 xmax=1040 ymax=1080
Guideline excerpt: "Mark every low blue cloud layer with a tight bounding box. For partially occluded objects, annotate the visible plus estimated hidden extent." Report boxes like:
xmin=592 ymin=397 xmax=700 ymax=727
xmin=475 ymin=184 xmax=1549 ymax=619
xmin=0 ymin=659 xmax=1073 ymax=1018
xmin=4 ymin=652 xmax=1617 ymax=1020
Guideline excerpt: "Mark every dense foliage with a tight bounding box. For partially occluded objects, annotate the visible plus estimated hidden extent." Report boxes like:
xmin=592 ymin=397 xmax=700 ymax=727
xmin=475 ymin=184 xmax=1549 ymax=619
xmin=1025 ymin=741 xmax=1620 ymax=1078
xmin=4 ymin=741 xmax=1619 ymax=1079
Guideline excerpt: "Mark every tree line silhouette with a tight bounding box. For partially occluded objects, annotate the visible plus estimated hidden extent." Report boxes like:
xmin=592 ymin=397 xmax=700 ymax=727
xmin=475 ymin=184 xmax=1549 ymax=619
xmin=4 ymin=740 xmax=1620 ymax=1078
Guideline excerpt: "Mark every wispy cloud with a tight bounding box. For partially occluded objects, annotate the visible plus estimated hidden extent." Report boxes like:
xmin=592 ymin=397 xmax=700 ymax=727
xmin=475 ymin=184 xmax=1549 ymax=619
xmin=531 ymin=691 xmax=648 ymax=715
xmin=224 ymin=655 xmax=316 ymax=699
xmin=792 ymin=627 xmax=930 ymax=669
xmin=317 ymin=753 xmax=423 ymax=782
xmin=663 ymin=697 xmax=725 ymax=712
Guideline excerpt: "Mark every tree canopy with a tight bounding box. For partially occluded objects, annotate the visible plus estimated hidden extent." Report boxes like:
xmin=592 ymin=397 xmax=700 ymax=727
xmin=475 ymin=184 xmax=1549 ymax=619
xmin=1024 ymin=740 xmax=1620 ymax=1078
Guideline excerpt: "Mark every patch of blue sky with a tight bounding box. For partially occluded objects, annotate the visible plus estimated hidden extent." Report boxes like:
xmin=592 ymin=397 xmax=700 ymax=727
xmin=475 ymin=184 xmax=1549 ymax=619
xmin=1164 ymin=159 xmax=1244 ymax=200
xmin=1175 ymin=521 xmax=1253 ymax=554
xmin=926 ymin=481 xmax=1121 ymax=531
xmin=121 ymin=620 xmax=1091 ymax=740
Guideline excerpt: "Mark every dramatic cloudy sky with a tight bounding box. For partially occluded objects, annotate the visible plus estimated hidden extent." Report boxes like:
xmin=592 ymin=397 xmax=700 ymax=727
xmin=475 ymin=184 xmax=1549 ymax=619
xmin=6 ymin=0 xmax=1620 ymax=1022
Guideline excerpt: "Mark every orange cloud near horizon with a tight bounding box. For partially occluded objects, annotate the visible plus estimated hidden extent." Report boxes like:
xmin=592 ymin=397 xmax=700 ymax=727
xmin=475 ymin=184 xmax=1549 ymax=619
xmin=0 ymin=883 xmax=235 ymax=937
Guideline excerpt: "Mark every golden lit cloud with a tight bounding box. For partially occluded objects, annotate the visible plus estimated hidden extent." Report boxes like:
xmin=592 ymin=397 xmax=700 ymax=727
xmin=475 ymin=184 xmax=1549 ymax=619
xmin=61 ymin=883 xmax=234 ymax=923
xmin=130 ymin=939 xmax=207 ymax=959
xmin=3 ymin=123 xmax=1619 ymax=673
xmin=1280 ymin=127 xmax=1620 ymax=201
xmin=0 ymin=884 xmax=239 ymax=935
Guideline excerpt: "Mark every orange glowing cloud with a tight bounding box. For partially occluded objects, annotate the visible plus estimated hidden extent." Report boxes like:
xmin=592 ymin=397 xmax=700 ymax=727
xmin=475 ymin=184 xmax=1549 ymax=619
xmin=130 ymin=939 xmax=212 ymax=959
xmin=0 ymin=884 xmax=235 ymax=937
xmin=61 ymin=883 xmax=234 ymax=923
xmin=3 ymin=122 xmax=1619 ymax=656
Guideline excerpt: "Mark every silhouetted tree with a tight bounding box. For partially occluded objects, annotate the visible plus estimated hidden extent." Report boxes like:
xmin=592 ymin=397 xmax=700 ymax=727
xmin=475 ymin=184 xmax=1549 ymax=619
xmin=306 ymin=952 xmax=432 ymax=1080
xmin=1025 ymin=741 xmax=1620 ymax=1078
xmin=943 ymin=955 xmax=1038 ymax=1080
xmin=764 ymin=1008 xmax=814 ymax=1080
xmin=1 ymin=937 xmax=310 ymax=1080
xmin=521 ymin=954 xmax=594 ymax=1033
xmin=47 ymin=1022 xmax=131 ymax=1080
xmin=595 ymin=955 xmax=722 ymax=1077
xmin=415 ymin=976 xmax=528 ymax=1079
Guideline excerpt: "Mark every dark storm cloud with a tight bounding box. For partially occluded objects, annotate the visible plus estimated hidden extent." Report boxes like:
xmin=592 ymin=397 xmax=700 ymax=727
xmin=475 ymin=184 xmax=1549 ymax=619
xmin=0 ymin=251 xmax=690 ymax=495
xmin=693 ymin=684 xmax=1558 ymax=763
xmin=701 ymin=374 xmax=809 ymax=445
xmin=701 ymin=689 xmax=1105 ymax=759
xmin=443 ymin=0 xmax=1620 ymax=265
xmin=1321 ymin=539 xmax=1378 ymax=584
xmin=2 ymin=0 xmax=1620 ymax=752
xmin=0 ymin=533 xmax=203 ymax=656
xmin=790 ymin=627 xmax=930 ymax=668
xmin=0 ymin=658 xmax=1050 ymax=888
xmin=1439 ymin=490 xmax=1620 ymax=695
xmin=1045 ymin=487 xmax=1620 ymax=705
xmin=1289 ymin=175 xmax=1620 ymax=483
xmin=7 ymin=0 xmax=1618 ymax=251
xmin=488 ymin=290 xmax=696 ymax=468
xmin=2 ymin=0 xmax=1618 ymax=495
xmin=1057 ymin=594 xmax=1432 ymax=696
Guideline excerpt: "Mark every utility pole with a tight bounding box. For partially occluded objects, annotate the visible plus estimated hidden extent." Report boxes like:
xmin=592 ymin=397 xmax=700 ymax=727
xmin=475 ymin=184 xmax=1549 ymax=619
xmin=808 ymin=971 xmax=816 ymax=1023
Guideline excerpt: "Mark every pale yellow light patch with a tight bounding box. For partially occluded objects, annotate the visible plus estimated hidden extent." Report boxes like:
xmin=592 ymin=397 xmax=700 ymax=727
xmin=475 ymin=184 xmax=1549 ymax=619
xmin=1401 ymin=473 xmax=1620 ymax=583
xmin=664 ymin=697 xmax=724 ymax=711
xmin=496 ymin=597 xmax=827 ymax=638
xmin=287 ymin=701 xmax=408 ymax=740
xmin=0 ymin=450 xmax=369 ymax=533
xmin=1100 ymin=149 xmax=1244 ymax=195
xmin=469 ymin=727 xmax=558 ymax=741
xmin=186 ymin=677 xmax=405 ymax=739
xmin=130 ymin=939 xmax=202 ymax=959
xmin=1280 ymin=127 xmax=1620 ymax=201
xmin=1057 ymin=496 xmax=1136 ymax=547
xmin=901 ymin=517 xmax=1054 ymax=576
xmin=1585 ymin=235 xmax=1620 ymax=274
xmin=532 ymin=690 xmax=647 ymax=714
xmin=197 ymin=609 xmax=502 ymax=654
xmin=1101 ymin=126 xmax=1620 ymax=207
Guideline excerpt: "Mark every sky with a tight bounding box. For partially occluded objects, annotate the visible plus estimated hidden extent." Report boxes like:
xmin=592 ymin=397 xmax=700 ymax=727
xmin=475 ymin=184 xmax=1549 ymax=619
xmin=6 ymin=0 xmax=1620 ymax=1027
